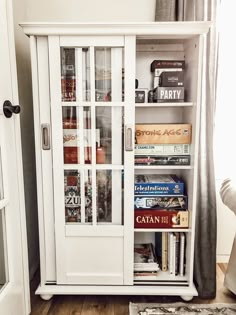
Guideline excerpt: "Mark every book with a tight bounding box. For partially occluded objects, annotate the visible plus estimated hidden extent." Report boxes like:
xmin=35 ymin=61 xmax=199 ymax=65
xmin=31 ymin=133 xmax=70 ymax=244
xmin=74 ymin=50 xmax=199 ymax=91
xmin=134 ymin=155 xmax=190 ymax=166
xmin=135 ymin=124 xmax=192 ymax=145
xmin=151 ymin=60 xmax=185 ymax=72
xmin=174 ymin=232 xmax=180 ymax=275
xmin=155 ymin=232 xmax=168 ymax=272
xmin=134 ymin=195 xmax=188 ymax=210
xmin=134 ymin=209 xmax=189 ymax=228
xmin=179 ymin=232 xmax=186 ymax=276
xmin=134 ymin=270 xmax=159 ymax=281
xmin=153 ymin=87 xmax=184 ymax=102
xmin=168 ymin=233 xmax=174 ymax=275
xmin=134 ymin=174 xmax=184 ymax=196
xmin=162 ymin=232 xmax=168 ymax=271
xmin=172 ymin=233 xmax=177 ymax=275
xmin=134 ymin=243 xmax=159 ymax=272
xmin=134 ymin=144 xmax=191 ymax=156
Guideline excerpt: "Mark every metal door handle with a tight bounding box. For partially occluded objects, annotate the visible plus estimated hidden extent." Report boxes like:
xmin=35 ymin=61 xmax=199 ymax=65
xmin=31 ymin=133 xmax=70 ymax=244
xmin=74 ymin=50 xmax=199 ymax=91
xmin=125 ymin=125 xmax=133 ymax=151
xmin=3 ymin=100 xmax=21 ymax=118
xmin=41 ymin=124 xmax=50 ymax=150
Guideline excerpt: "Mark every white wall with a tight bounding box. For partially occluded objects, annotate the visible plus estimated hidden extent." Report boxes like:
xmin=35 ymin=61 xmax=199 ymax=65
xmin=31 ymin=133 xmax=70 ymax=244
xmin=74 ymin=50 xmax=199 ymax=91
xmin=23 ymin=0 xmax=156 ymax=22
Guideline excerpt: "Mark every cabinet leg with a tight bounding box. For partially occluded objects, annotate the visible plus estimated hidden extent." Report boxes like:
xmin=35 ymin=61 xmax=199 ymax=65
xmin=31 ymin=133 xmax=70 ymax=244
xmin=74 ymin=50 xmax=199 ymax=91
xmin=40 ymin=294 xmax=53 ymax=301
xmin=180 ymin=295 xmax=193 ymax=301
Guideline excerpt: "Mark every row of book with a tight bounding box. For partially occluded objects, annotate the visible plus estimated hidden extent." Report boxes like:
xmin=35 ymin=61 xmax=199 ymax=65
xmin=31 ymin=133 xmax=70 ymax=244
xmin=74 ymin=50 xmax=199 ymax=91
xmin=156 ymin=232 xmax=186 ymax=276
xmin=134 ymin=234 xmax=186 ymax=281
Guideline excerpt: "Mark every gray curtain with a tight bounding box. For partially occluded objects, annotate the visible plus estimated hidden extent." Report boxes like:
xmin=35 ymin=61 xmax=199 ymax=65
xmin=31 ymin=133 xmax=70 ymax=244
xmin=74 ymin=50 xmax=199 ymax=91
xmin=155 ymin=0 xmax=219 ymax=299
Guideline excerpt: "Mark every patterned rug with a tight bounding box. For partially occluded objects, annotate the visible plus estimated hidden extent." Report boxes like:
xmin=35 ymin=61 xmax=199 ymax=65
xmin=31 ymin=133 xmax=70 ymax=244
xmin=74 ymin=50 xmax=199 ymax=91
xmin=129 ymin=302 xmax=236 ymax=314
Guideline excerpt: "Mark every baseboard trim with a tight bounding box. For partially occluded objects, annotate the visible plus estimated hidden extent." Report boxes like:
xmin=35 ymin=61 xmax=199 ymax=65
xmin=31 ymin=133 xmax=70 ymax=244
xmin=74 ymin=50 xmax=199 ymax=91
xmin=217 ymin=255 xmax=230 ymax=263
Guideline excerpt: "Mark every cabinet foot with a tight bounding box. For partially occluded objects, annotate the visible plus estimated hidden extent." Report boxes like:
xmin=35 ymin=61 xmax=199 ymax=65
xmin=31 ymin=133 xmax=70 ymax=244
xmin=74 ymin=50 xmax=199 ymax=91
xmin=40 ymin=294 xmax=53 ymax=301
xmin=180 ymin=295 xmax=193 ymax=301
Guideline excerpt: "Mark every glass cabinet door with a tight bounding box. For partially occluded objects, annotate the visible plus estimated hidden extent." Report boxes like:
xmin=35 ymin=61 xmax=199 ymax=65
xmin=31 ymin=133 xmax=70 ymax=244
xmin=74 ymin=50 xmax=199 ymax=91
xmin=49 ymin=35 xmax=134 ymax=285
xmin=60 ymin=46 xmax=124 ymax=227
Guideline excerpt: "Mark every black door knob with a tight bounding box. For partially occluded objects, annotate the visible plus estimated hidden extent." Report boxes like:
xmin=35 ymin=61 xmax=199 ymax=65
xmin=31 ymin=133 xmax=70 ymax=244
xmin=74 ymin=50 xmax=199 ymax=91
xmin=3 ymin=100 xmax=21 ymax=118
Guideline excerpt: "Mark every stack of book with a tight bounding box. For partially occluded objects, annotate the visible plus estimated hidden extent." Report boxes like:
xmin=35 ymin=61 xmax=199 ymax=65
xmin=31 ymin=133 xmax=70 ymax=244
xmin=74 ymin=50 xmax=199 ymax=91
xmin=150 ymin=59 xmax=185 ymax=103
xmin=134 ymin=243 xmax=160 ymax=281
xmin=135 ymin=123 xmax=191 ymax=166
xmin=134 ymin=174 xmax=189 ymax=229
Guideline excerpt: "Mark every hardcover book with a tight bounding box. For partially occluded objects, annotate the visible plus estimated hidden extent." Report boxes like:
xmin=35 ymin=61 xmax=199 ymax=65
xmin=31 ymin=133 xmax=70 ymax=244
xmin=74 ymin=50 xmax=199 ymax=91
xmin=134 ymin=195 xmax=188 ymax=210
xmin=135 ymin=124 xmax=191 ymax=145
xmin=134 ymin=155 xmax=190 ymax=166
xmin=134 ymin=174 xmax=184 ymax=195
xmin=134 ymin=209 xmax=189 ymax=228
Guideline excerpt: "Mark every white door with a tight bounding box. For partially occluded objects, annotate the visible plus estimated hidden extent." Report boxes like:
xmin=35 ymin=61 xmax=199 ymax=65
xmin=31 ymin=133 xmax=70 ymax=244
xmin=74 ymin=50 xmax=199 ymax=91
xmin=0 ymin=0 xmax=30 ymax=314
xmin=48 ymin=36 xmax=135 ymax=285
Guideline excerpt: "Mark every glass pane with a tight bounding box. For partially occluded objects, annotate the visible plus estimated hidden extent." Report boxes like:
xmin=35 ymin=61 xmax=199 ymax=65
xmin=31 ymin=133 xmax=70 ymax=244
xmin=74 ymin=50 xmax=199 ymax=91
xmin=82 ymin=48 xmax=91 ymax=102
xmin=64 ymin=170 xmax=92 ymax=224
xmin=95 ymin=48 xmax=111 ymax=102
xmin=0 ymin=209 xmax=8 ymax=290
xmin=61 ymin=48 xmax=91 ymax=102
xmin=63 ymin=106 xmax=94 ymax=164
xmin=61 ymin=48 xmax=76 ymax=102
xmin=96 ymin=107 xmax=124 ymax=164
xmin=96 ymin=170 xmax=123 ymax=224
xmin=0 ymin=148 xmax=4 ymax=200
xmin=95 ymin=47 xmax=124 ymax=102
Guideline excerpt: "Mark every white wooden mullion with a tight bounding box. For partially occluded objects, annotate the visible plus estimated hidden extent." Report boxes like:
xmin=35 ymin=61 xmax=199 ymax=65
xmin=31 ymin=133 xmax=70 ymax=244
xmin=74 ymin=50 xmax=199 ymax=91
xmin=79 ymin=107 xmax=85 ymax=224
xmin=75 ymin=48 xmax=83 ymax=102
xmin=90 ymin=47 xmax=95 ymax=102
xmin=48 ymin=35 xmax=66 ymax=284
xmin=89 ymin=47 xmax=97 ymax=225
xmin=123 ymin=35 xmax=135 ymax=285
xmin=75 ymin=48 xmax=86 ymax=223
xmin=111 ymin=47 xmax=122 ymax=225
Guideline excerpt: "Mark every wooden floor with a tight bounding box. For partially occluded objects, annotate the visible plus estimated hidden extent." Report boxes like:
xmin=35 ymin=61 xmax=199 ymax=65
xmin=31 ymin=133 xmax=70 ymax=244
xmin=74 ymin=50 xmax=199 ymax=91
xmin=29 ymin=264 xmax=236 ymax=315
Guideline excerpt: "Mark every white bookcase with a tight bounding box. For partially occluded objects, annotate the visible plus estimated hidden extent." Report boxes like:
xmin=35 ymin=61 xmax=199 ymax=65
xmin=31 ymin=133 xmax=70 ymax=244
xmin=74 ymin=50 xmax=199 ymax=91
xmin=21 ymin=22 xmax=211 ymax=300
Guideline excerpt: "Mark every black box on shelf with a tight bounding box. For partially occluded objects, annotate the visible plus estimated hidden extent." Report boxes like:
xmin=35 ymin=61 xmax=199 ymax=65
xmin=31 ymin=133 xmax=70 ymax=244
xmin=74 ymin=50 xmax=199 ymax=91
xmin=159 ymin=71 xmax=184 ymax=87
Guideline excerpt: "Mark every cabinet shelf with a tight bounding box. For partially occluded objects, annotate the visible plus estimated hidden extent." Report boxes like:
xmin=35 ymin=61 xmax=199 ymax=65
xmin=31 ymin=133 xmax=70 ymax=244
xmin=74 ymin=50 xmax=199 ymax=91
xmin=135 ymin=102 xmax=194 ymax=108
xmin=134 ymin=228 xmax=191 ymax=233
xmin=134 ymin=165 xmax=193 ymax=170
xmin=134 ymin=269 xmax=188 ymax=284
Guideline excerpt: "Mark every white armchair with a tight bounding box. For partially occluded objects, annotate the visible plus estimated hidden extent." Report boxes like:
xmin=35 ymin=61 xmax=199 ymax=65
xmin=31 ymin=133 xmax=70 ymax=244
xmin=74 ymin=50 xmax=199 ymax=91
xmin=220 ymin=178 xmax=236 ymax=295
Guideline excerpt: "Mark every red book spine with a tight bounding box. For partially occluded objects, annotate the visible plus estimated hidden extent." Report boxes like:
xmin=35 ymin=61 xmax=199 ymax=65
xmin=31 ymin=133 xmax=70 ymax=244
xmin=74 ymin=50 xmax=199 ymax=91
xmin=134 ymin=209 xmax=189 ymax=228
